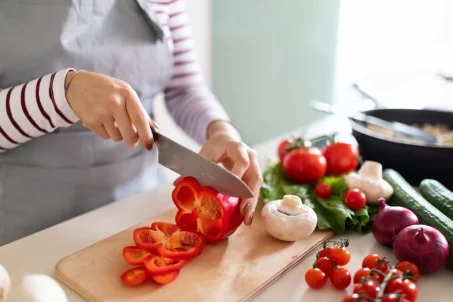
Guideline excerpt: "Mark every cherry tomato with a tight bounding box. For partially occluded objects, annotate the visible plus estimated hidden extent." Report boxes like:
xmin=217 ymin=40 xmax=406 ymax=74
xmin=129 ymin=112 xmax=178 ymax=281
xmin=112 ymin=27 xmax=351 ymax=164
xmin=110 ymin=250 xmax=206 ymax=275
xmin=150 ymin=270 xmax=180 ymax=285
xmin=342 ymin=293 xmax=370 ymax=302
xmin=316 ymin=256 xmax=334 ymax=277
xmin=305 ymin=268 xmax=327 ymax=289
xmin=282 ymin=147 xmax=327 ymax=184
xmin=315 ymin=182 xmax=332 ymax=199
xmin=395 ymin=261 xmax=421 ymax=283
xmin=330 ymin=268 xmax=351 ymax=290
xmin=382 ymin=293 xmax=410 ymax=302
xmin=120 ymin=266 xmax=149 ymax=286
xmin=362 ymin=254 xmax=390 ymax=274
xmin=330 ymin=246 xmax=350 ymax=266
xmin=344 ymin=188 xmax=366 ymax=210
xmin=385 ymin=278 xmax=418 ymax=302
xmin=278 ymin=139 xmax=293 ymax=161
xmin=322 ymin=142 xmax=360 ymax=176
xmin=318 ymin=246 xmax=331 ymax=258
xmin=353 ymin=267 xmax=383 ymax=284
xmin=388 ymin=268 xmax=403 ymax=279
xmin=353 ymin=279 xmax=380 ymax=299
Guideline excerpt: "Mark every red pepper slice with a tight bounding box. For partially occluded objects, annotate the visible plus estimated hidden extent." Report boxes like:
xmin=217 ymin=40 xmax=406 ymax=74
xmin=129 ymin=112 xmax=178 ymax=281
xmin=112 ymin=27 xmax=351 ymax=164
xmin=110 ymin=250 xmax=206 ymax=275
xmin=122 ymin=246 xmax=151 ymax=265
xmin=133 ymin=227 xmax=166 ymax=252
xmin=144 ymin=254 xmax=189 ymax=276
xmin=172 ymin=176 xmax=244 ymax=244
xmin=150 ymin=222 xmax=205 ymax=259
xmin=120 ymin=266 xmax=149 ymax=286
xmin=151 ymin=270 xmax=180 ymax=285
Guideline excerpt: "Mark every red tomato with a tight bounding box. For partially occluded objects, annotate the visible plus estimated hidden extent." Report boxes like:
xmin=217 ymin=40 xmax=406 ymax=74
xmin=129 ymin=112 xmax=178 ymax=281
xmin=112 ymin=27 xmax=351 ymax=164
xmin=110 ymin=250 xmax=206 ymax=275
xmin=278 ymin=139 xmax=293 ymax=161
xmin=344 ymin=188 xmax=366 ymax=211
xmin=385 ymin=278 xmax=418 ymax=302
xmin=316 ymin=257 xmax=334 ymax=277
xmin=322 ymin=142 xmax=360 ymax=175
xmin=315 ymin=182 xmax=332 ymax=199
xmin=382 ymin=293 xmax=410 ymax=302
xmin=353 ymin=279 xmax=380 ymax=299
xmin=305 ymin=268 xmax=327 ymax=289
xmin=282 ymin=148 xmax=327 ymax=184
xmin=353 ymin=267 xmax=383 ymax=284
xmin=362 ymin=254 xmax=390 ymax=274
xmin=120 ymin=267 xmax=149 ymax=286
xmin=122 ymin=246 xmax=151 ymax=265
xmin=343 ymin=294 xmax=370 ymax=302
xmin=395 ymin=261 xmax=421 ymax=283
xmin=330 ymin=268 xmax=351 ymax=290
xmin=330 ymin=246 xmax=350 ymax=266
xmin=318 ymin=246 xmax=331 ymax=258
xmin=150 ymin=270 xmax=180 ymax=285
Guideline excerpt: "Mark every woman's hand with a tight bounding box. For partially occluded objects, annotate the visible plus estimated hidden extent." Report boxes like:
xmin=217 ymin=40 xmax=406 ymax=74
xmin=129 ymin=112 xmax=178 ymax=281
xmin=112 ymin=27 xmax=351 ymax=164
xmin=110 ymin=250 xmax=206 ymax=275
xmin=65 ymin=71 xmax=156 ymax=150
xmin=198 ymin=121 xmax=263 ymax=226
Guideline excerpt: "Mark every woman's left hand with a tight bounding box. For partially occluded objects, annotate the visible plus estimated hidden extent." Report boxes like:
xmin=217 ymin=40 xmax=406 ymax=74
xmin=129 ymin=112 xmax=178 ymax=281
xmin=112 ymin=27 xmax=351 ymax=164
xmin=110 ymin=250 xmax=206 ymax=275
xmin=197 ymin=121 xmax=263 ymax=226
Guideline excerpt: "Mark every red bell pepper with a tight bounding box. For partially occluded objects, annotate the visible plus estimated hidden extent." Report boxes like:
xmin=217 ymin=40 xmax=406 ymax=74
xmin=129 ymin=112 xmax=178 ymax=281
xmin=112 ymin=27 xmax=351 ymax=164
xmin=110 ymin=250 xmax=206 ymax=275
xmin=143 ymin=254 xmax=189 ymax=276
xmin=171 ymin=176 xmax=244 ymax=244
xmin=120 ymin=266 xmax=149 ymax=287
xmin=133 ymin=227 xmax=164 ymax=252
xmin=150 ymin=270 xmax=180 ymax=285
xmin=150 ymin=222 xmax=205 ymax=259
xmin=122 ymin=246 xmax=151 ymax=265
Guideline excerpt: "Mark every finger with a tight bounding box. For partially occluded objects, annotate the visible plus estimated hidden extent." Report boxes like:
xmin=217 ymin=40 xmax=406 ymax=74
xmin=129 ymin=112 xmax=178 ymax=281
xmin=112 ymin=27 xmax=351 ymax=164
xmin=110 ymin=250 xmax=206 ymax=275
xmin=113 ymin=101 xmax=139 ymax=148
xmin=226 ymin=142 xmax=250 ymax=177
xmin=240 ymin=150 xmax=263 ymax=226
xmin=93 ymin=124 xmax=110 ymax=139
xmin=103 ymin=118 xmax=123 ymax=142
xmin=125 ymin=91 xmax=155 ymax=150
xmin=199 ymin=143 xmax=223 ymax=162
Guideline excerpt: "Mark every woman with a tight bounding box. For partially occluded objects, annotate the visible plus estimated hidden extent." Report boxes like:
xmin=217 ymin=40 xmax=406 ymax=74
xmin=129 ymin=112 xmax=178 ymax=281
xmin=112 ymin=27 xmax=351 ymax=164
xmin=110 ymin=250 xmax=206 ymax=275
xmin=0 ymin=0 xmax=262 ymax=246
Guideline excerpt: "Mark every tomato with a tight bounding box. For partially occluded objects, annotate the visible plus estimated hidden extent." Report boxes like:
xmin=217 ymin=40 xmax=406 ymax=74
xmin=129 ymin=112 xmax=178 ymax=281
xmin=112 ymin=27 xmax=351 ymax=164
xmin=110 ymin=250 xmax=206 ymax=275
xmin=362 ymin=254 xmax=389 ymax=274
xmin=120 ymin=266 xmax=149 ymax=286
xmin=305 ymin=268 xmax=327 ymax=289
xmin=150 ymin=270 xmax=180 ymax=285
xmin=388 ymin=268 xmax=403 ymax=279
xmin=344 ymin=188 xmax=366 ymax=210
xmin=353 ymin=279 xmax=380 ymax=299
xmin=322 ymin=142 xmax=360 ymax=175
xmin=278 ymin=139 xmax=293 ymax=161
xmin=316 ymin=256 xmax=334 ymax=277
xmin=318 ymin=246 xmax=331 ymax=258
xmin=315 ymin=182 xmax=332 ymax=199
xmin=342 ymin=294 xmax=370 ymax=302
xmin=330 ymin=268 xmax=351 ymax=290
xmin=382 ymin=293 xmax=410 ymax=302
xmin=395 ymin=261 xmax=421 ymax=283
xmin=330 ymin=246 xmax=350 ymax=266
xmin=353 ymin=267 xmax=383 ymax=284
xmin=282 ymin=147 xmax=327 ymax=184
xmin=385 ymin=278 xmax=417 ymax=302
xmin=122 ymin=246 xmax=152 ymax=265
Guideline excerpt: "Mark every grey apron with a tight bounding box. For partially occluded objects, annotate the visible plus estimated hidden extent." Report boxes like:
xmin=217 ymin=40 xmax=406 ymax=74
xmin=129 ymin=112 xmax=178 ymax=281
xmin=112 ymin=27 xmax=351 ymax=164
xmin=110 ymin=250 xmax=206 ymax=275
xmin=0 ymin=0 xmax=174 ymax=245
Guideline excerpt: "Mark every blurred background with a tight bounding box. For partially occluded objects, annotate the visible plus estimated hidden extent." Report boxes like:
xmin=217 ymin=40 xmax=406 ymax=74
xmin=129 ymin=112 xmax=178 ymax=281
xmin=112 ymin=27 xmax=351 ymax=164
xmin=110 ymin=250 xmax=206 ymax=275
xmin=154 ymin=0 xmax=453 ymax=149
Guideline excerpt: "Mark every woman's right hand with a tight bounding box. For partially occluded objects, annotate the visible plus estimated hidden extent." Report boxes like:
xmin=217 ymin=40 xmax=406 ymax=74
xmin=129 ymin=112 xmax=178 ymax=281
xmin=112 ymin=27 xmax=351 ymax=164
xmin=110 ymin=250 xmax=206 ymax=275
xmin=65 ymin=71 xmax=156 ymax=150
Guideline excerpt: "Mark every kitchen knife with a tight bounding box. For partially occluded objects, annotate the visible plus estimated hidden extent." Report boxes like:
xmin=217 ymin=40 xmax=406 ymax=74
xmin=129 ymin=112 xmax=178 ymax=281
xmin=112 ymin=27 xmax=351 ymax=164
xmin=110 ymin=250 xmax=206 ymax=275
xmin=150 ymin=127 xmax=255 ymax=199
xmin=310 ymin=100 xmax=438 ymax=144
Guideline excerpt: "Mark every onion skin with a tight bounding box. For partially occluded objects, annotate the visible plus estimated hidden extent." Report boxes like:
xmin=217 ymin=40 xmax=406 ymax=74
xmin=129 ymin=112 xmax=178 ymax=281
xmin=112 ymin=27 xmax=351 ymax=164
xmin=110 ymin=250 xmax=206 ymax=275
xmin=372 ymin=198 xmax=419 ymax=247
xmin=393 ymin=224 xmax=450 ymax=274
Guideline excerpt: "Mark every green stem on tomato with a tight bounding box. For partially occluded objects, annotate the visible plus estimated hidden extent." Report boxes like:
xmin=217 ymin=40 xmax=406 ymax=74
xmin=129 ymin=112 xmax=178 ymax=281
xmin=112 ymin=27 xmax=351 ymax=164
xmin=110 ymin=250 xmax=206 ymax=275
xmin=375 ymin=265 xmax=397 ymax=302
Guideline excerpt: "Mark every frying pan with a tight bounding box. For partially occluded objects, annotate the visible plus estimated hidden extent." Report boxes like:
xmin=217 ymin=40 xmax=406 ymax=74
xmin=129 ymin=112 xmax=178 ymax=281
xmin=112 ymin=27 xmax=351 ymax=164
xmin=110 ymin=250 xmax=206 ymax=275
xmin=350 ymin=108 xmax=453 ymax=189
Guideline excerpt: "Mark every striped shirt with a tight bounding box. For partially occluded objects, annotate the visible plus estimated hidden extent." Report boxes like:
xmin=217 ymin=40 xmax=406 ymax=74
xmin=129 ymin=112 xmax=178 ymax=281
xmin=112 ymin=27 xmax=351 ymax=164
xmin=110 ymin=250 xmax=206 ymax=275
xmin=0 ymin=0 xmax=230 ymax=152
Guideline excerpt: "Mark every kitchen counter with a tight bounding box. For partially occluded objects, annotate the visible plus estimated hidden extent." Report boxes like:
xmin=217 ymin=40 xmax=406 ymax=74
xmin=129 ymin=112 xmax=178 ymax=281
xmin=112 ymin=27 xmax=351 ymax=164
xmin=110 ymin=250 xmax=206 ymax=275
xmin=0 ymin=115 xmax=451 ymax=301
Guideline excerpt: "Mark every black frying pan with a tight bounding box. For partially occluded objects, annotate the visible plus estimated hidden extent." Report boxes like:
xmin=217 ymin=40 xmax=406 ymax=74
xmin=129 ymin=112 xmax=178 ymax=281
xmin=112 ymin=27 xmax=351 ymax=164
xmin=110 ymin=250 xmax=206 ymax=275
xmin=350 ymin=108 xmax=453 ymax=189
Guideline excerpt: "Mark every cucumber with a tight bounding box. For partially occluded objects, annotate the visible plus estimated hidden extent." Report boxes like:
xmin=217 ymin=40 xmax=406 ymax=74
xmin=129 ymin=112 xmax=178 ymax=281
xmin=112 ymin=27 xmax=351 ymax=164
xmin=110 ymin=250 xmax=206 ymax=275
xmin=420 ymin=179 xmax=453 ymax=220
xmin=383 ymin=169 xmax=453 ymax=268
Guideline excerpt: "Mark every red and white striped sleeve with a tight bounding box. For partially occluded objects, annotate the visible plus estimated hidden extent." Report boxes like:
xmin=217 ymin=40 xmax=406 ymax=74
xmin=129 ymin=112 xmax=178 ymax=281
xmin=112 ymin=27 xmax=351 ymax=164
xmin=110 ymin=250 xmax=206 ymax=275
xmin=0 ymin=69 xmax=80 ymax=152
xmin=155 ymin=0 xmax=232 ymax=145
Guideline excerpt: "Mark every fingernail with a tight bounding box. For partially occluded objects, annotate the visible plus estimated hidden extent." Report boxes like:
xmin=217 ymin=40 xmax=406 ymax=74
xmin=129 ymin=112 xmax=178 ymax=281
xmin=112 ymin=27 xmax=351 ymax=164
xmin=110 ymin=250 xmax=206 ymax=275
xmin=246 ymin=211 xmax=254 ymax=226
xmin=241 ymin=202 xmax=251 ymax=215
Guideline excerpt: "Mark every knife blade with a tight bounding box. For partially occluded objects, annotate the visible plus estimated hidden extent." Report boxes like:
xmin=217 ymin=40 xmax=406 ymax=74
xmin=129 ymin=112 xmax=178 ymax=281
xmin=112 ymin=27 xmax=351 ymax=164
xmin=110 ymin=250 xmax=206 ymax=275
xmin=150 ymin=127 xmax=255 ymax=199
xmin=310 ymin=100 xmax=438 ymax=144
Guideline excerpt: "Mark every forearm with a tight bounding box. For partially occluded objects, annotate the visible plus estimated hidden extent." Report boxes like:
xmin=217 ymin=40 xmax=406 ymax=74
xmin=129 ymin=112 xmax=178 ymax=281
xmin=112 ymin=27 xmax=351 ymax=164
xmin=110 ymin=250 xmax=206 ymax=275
xmin=0 ymin=69 xmax=79 ymax=152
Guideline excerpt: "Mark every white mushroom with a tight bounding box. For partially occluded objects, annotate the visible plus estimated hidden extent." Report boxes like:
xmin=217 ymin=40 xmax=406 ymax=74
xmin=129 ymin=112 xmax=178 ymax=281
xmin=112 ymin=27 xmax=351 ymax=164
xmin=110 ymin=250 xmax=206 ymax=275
xmin=7 ymin=274 xmax=68 ymax=302
xmin=345 ymin=160 xmax=393 ymax=203
xmin=261 ymin=195 xmax=317 ymax=242
xmin=0 ymin=264 xmax=11 ymax=302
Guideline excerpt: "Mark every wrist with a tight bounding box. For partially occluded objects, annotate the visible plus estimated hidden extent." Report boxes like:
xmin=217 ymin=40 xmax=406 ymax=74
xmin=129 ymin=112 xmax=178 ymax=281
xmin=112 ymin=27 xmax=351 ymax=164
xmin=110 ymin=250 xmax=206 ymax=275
xmin=207 ymin=120 xmax=241 ymax=141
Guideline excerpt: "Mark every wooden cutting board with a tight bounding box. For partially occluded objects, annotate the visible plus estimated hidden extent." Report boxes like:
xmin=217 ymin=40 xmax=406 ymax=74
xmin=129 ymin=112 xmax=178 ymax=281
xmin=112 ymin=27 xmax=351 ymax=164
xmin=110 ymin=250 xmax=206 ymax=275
xmin=56 ymin=204 xmax=334 ymax=302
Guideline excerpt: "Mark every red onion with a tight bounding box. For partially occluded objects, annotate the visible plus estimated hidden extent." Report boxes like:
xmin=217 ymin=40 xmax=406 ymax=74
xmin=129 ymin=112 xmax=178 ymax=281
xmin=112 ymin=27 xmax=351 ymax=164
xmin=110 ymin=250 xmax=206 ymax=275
xmin=393 ymin=224 xmax=450 ymax=274
xmin=372 ymin=198 xmax=419 ymax=247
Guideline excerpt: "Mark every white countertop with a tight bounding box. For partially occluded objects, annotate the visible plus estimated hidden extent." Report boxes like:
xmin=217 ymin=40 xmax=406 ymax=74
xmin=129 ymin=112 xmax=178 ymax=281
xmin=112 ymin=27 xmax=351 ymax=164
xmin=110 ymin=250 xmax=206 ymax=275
xmin=0 ymin=115 xmax=451 ymax=301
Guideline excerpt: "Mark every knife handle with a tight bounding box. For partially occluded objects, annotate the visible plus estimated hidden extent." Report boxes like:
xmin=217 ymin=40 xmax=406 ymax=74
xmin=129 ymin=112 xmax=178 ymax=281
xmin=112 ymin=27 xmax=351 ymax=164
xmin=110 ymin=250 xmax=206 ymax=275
xmin=150 ymin=126 xmax=160 ymax=140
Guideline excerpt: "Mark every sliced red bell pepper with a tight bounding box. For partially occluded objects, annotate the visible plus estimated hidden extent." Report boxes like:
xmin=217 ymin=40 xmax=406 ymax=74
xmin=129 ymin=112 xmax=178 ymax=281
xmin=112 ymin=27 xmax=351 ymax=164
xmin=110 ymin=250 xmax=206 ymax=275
xmin=150 ymin=222 xmax=205 ymax=259
xmin=151 ymin=270 xmax=180 ymax=285
xmin=120 ymin=266 xmax=149 ymax=286
xmin=122 ymin=246 xmax=151 ymax=265
xmin=171 ymin=176 xmax=244 ymax=244
xmin=133 ymin=227 xmax=165 ymax=252
xmin=143 ymin=254 xmax=189 ymax=276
